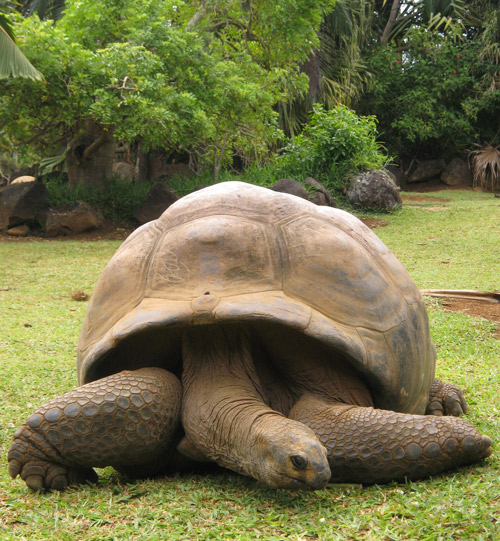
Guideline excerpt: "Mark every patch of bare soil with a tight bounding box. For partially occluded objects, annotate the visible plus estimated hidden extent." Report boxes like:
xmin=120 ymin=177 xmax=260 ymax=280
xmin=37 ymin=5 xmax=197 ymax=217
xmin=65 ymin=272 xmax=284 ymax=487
xmin=0 ymin=219 xmax=135 ymax=243
xmin=439 ymin=298 xmax=500 ymax=338
xmin=359 ymin=217 xmax=388 ymax=228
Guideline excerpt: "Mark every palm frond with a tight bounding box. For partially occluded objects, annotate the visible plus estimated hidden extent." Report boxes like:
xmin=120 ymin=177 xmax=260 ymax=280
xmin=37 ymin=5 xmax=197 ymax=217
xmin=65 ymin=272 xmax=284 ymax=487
xmin=0 ymin=12 xmax=15 ymax=40
xmin=0 ymin=25 xmax=44 ymax=80
xmin=470 ymin=145 xmax=500 ymax=191
xmin=0 ymin=0 xmax=19 ymax=40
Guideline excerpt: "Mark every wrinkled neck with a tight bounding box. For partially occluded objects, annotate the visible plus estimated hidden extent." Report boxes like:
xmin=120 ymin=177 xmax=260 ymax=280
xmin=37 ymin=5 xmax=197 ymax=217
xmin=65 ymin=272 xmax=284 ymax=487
xmin=181 ymin=325 xmax=283 ymax=473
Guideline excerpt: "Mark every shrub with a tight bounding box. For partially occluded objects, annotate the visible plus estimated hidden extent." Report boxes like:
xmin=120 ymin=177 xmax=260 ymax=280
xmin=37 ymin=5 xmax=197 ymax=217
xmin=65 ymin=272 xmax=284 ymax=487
xmin=470 ymin=145 xmax=500 ymax=192
xmin=275 ymin=105 xmax=388 ymax=193
xmin=44 ymin=176 xmax=151 ymax=223
xmin=361 ymin=28 xmax=500 ymax=161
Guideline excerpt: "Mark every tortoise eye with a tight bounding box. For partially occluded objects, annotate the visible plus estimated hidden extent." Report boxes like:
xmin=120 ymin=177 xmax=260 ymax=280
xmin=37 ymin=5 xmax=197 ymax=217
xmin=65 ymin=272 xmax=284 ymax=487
xmin=290 ymin=455 xmax=308 ymax=471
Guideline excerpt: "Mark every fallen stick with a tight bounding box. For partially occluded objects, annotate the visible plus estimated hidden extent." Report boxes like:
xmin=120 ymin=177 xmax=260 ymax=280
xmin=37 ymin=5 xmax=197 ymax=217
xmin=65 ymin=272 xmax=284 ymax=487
xmin=421 ymin=289 xmax=500 ymax=303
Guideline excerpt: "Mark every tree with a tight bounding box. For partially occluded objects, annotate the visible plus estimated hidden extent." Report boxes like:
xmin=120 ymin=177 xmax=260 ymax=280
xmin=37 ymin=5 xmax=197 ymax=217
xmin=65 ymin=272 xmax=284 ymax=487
xmin=359 ymin=1 xmax=500 ymax=162
xmin=0 ymin=0 xmax=336 ymax=184
xmin=20 ymin=0 xmax=66 ymax=20
xmin=282 ymin=0 xmax=494 ymax=139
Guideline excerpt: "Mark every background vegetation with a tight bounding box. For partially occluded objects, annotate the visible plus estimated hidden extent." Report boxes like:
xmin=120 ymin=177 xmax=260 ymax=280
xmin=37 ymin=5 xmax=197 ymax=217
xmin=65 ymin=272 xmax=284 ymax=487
xmin=1 ymin=3 xmax=498 ymax=538
xmin=0 ymin=189 xmax=499 ymax=539
xmin=1 ymin=0 xmax=499 ymax=197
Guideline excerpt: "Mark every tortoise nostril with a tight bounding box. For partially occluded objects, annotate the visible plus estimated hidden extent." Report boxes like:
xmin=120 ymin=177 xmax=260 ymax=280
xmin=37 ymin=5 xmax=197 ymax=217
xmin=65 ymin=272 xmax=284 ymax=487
xmin=290 ymin=455 xmax=308 ymax=471
xmin=204 ymin=291 xmax=210 ymax=295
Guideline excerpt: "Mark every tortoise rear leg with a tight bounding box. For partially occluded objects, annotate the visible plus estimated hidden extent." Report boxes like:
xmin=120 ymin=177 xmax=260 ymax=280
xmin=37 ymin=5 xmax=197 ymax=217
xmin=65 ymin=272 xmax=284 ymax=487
xmin=426 ymin=378 xmax=468 ymax=417
xmin=289 ymin=394 xmax=492 ymax=484
xmin=8 ymin=368 xmax=181 ymax=492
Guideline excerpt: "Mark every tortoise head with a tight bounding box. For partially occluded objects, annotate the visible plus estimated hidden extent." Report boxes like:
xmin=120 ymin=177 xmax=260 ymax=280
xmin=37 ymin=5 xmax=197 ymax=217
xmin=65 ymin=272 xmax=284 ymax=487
xmin=250 ymin=417 xmax=331 ymax=489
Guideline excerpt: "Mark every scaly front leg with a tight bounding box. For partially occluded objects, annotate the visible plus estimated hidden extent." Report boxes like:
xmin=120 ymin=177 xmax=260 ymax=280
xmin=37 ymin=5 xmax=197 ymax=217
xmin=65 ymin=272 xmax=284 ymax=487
xmin=9 ymin=368 xmax=181 ymax=491
xmin=289 ymin=394 xmax=492 ymax=484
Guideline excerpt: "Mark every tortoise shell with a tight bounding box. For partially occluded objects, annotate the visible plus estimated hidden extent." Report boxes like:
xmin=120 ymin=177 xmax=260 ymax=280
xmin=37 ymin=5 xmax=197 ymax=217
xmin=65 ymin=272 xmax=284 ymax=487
xmin=77 ymin=181 xmax=435 ymax=414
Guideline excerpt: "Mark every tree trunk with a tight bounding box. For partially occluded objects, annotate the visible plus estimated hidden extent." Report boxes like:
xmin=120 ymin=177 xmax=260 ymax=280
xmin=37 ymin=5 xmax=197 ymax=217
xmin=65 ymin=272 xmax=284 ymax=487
xmin=65 ymin=120 xmax=115 ymax=187
xmin=380 ymin=0 xmax=401 ymax=45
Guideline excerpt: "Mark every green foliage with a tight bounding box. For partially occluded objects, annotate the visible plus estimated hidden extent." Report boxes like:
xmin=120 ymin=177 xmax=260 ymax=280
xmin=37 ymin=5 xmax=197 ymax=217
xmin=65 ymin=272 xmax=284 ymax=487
xmin=275 ymin=104 xmax=388 ymax=192
xmin=44 ymin=176 xmax=151 ymax=222
xmin=0 ymin=1 xmax=17 ymax=40
xmin=0 ymin=2 xmax=44 ymax=81
xmin=184 ymin=0 xmax=335 ymax=68
xmin=0 ymin=0 xmax=335 ymax=180
xmin=361 ymin=27 xmax=500 ymax=160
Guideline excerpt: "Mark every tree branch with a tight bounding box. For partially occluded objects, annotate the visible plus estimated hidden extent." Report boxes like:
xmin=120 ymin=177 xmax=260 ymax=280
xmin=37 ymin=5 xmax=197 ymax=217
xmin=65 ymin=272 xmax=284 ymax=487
xmin=185 ymin=1 xmax=208 ymax=31
xmin=82 ymin=131 xmax=110 ymax=160
xmin=380 ymin=0 xmax=401 ymax=45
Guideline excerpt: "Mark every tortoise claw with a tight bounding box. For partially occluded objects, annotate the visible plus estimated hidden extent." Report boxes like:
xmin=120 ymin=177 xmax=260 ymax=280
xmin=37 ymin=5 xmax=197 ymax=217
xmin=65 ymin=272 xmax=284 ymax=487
xmin=25 ymin=474 xmax=44 ymax=493
xmin=8 ymin=431 xmax=98 ymax=492
xmin=10 ymin=453 xmax=98 ymax=492
xmin=18 ymin=459 xmax=97 ymax=492
xmin=426 ymin=378 xmax=468 ymax=417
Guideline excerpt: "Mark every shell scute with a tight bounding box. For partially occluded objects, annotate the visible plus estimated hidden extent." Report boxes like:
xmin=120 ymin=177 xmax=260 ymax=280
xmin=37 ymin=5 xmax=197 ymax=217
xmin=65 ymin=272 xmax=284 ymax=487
xmin=146 ymin=216 xmax=280 ymax=300
xmin=280 ymin=215 xmax=406 ymax=331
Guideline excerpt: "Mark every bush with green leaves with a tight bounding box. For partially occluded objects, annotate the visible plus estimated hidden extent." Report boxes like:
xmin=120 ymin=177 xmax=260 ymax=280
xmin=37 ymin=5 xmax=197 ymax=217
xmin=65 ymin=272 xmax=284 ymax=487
xmin=44 ymin=176 xmax=152 ymax=223
xmin=275 ymin=104 xmax=388 ymax=192
xmin=361 ymin=27 xmax=500 ymax=162
xmin=0 ymin=0 xmax=336 ymax=181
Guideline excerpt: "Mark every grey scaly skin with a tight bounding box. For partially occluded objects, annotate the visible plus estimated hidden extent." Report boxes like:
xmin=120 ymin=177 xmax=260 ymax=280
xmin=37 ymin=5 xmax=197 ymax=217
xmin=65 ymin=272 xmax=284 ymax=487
xmin=180 ymin=326 xmax=331 ymax=490
xmin=8 ymin=368 xmax=181 ymax=492
xmin=289 ymin=393 xmax=492 ymax=484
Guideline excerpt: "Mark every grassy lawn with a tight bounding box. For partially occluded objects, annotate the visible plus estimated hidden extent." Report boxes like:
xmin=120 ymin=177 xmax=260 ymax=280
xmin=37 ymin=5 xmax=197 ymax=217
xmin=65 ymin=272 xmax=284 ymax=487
xmin=0 ymin=188 xmax=499 ymax=540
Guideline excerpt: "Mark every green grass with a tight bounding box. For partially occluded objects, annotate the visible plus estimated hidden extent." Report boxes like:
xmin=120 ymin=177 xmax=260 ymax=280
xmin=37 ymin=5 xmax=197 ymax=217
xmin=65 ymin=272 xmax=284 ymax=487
xmin=1 ymin=189 xmax=499 ymax=539
xmin=374 ymin=190 xmax=500 ymax=290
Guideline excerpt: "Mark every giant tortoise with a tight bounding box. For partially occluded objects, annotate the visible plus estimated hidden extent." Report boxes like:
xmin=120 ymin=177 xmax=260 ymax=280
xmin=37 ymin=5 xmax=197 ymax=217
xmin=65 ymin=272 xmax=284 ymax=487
xmin=9 ymin=181 xmax=491 ymax=491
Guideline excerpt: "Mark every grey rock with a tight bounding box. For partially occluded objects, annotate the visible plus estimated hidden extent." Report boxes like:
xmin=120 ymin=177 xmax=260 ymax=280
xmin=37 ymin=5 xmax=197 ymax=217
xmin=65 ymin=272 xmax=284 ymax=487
xmin=112 ymin=162 xmax=136 ymax=183
xmin=347 ymin=170 xmax=402 ymax=212
xmin=0 ymin=181 xmax=49 ymax=231
xmin=7 ymin=224 xmax=30 ymax=236
xmin=271 ymin=179 xmax=309 ymax=200
xmin=408 ymin=160 xmax=446 ymax=183
xmin=385 ymin=165 xmax=408 ymax=187
xmin=43 ymin=201 xmax=102 ymax=236
xmin=303 ymin=177 xmax=335 ymax=206
xmin=441 ymin=158 xmax=472 ymax=186
xmin=134 ymin=183 xmax=179 ymax=224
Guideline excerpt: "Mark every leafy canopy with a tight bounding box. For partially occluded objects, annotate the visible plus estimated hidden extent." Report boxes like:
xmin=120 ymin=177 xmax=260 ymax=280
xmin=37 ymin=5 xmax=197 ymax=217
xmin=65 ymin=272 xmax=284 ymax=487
xmin=0 ymin=0 xmax=336 ymax=175
xmin=362 ymin=26 xmax=500 ymax=160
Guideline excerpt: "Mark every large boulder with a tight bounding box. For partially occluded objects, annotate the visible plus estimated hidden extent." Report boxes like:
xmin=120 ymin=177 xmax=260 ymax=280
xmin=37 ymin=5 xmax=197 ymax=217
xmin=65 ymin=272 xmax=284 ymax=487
xmin=271 ymin=178 xmax=309 ymax=200
xmin=112 ymin=162 xmax=136 ymax=183
xmin=408 ymin=159 xmax=446 ymax=183
xmin=0 ymin=181 xmax=49 ymax=231
xmin=303 ymin=177 xmax=336 ymax=206
xmin=42 ymin=201 xmax=102 ymax=236
xmin=134 ymin=183 xmax=179 ymax=224
xmin=441 ymin=158 xmax=472 ymax=186
xmin=347 ymin=170 xmax=402 ymax=212
xmin=385 ymin=165 xmax=408 ymax=187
